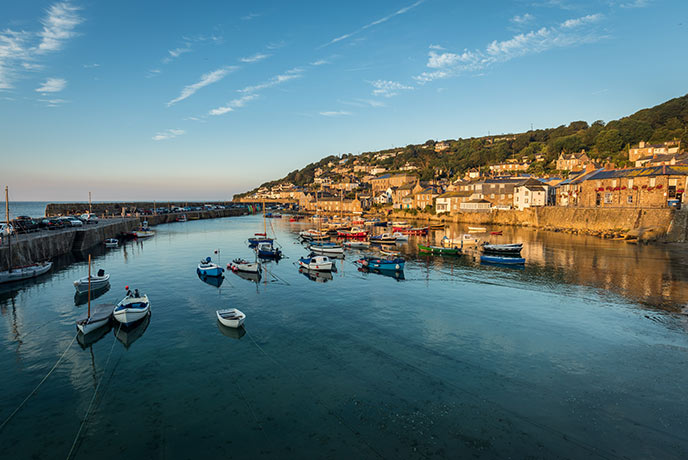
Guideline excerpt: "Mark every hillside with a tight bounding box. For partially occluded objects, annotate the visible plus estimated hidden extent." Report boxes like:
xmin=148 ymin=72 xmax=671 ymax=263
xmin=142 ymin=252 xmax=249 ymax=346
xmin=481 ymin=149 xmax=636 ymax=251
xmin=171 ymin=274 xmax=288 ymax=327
xmin=236 ymin=93 xmax=688 ymax=198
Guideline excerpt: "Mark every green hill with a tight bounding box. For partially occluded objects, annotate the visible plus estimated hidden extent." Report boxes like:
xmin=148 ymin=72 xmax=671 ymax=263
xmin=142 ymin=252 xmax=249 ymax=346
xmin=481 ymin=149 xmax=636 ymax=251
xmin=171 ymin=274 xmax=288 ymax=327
xmin=236 ymin=93 xmax=688 ymax=198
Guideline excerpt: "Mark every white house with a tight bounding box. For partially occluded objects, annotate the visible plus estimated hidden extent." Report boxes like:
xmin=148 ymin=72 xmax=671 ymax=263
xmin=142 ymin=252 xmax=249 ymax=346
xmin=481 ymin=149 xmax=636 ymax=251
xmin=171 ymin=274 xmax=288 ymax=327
xmin=513 ymin=180 xmax=548 ymax=210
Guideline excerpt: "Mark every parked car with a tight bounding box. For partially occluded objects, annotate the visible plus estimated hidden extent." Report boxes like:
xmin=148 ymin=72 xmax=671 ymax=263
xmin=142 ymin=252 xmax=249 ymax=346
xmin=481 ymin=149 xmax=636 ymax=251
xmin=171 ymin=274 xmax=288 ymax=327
xmin=12 ymin=217 xmax=39 ymax=233
xmin=67 ymin=217 xmax=83 ymax=227
xmin=80 ymin=213 xmax=99 ymax=224
xmin=40 ymin=218 xmax=61 ymax=230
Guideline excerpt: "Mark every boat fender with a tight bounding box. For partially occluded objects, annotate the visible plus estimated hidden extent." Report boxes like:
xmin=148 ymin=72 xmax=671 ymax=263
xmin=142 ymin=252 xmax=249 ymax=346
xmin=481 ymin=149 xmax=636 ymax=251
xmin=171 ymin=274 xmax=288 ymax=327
xmin=395 ymin=264 xmax=400 ymax=269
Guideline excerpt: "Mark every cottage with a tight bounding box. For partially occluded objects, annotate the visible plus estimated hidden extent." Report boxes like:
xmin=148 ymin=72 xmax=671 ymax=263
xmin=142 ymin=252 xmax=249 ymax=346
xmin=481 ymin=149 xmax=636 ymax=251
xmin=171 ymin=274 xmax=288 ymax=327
xmin=556 ymin=150 xmax=592 ymax=172
xmin=459 ymin=199 xmax=491 ymax=211
xmin=435 ymin=191 xmax=472 ymax=213
xmin=629 ymin=140 xmax=681 ymax=163
xmin=413 ymin=186 xmax=441 ymax=210
xmin=513 ymin=179 xmax=548 ymax=210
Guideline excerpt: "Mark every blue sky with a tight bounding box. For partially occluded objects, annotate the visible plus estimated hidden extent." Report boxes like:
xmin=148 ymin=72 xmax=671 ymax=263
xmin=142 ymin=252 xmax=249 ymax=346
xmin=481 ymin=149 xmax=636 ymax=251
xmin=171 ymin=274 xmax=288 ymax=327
xmin=1 ymin=0 xmax=686 ymax=201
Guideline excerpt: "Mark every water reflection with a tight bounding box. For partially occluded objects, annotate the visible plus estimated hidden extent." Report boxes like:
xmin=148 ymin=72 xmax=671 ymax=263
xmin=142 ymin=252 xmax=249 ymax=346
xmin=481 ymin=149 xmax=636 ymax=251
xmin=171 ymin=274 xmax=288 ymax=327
xmin=216 ymin=322 xmax=246 ymax=340
xmin=196 ymin=272 xmax=224 ymax=288
xmin=74 ymin=282 xmax=111 ymax=306
xmin=115 ymin=313 xmax=150 ymax=349
xmin=233 ymin=270 xmax=261 ymax=283
xmin=77 ymin=321 xmax=113 ymax=349
xmin=299 ymin=268 xmax=334 ymax=283
xmin=358 ymin=267 xmax=405 ymax=281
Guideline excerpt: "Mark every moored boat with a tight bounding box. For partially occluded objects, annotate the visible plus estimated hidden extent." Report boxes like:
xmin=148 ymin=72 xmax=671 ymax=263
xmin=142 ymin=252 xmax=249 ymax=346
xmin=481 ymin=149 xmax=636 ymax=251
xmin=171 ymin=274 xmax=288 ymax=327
xmin=216 ymin=308 xmax=246 ymax=328
xmin=74 ymin=269 xmax=110 ymax=293
xmin=248 ymin=233 xmax=273 ymax=248
xmin=114 ymin=291 xmax=151 ymax=326
xmin=197 ymin=257 xmax=224 ymax=277
xmin=428 ymin=223 xmax=445 ymax=230
xmin=391 ymin=232 xmax=409 ymax=241
xmin=227 ymin=258 xmax=260 ymax=273
xmin=0 ymin=262 xmax=53 ymax=284
xmin=343 ymin=240 xmax=370 ymax=249
xmin=104 ymin=238 xmax=119 ymax=248
xmin=490 ymin=231 xmax=503 ymax=236
xmin=356 ymin=256 xmax=405 ymax=271
xmin=482 ymin=243 xmax=523 ymax=255
xmin=468 ymin=226 xmax=487 ymax=233
xmin=298 ymin=254 xmax=334 ymax=271
xmin=336 ymin=226 xmax=368 ymax=238
xmin=418 ymin=243 xmax=461 ymax=255
xmin=480 ymin=254 xmax=525 ymax=265
xmin=76 ymin=303 xmax=114 ymax=334
xmin=370 ymin=233 xmax=397 ymax=244
xmin=308 ymin=242 xmax=344 ymax=256
xmin=133 ymin=221 xmax=155 ymax=238
xmin=256 ymin=242 xmax=282 ymax=259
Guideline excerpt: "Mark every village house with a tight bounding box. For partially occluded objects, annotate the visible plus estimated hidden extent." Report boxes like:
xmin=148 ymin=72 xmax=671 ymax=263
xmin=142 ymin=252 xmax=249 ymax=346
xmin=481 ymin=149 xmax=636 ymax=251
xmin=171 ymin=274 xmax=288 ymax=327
xmin=301 ymin=196 xmax=363 ymax=214
xmin=575 ymin=165 xmax=688 ymax=208
xmin=635 ymin=152 xmax=688 ymax=167
xmin=374 ymin=188 xmax=393 ymax=205
xmin=391 ymin=182 xmax=422 ymax=208
xmin=513 ymin=179 xmax=549 ymax=210
xmin=629 ymin=140 xmax=681 ymax=163
xmin=370 ymin=166 xmax=387 ymax=175
xmin=400 ymin=162 xmax=418 ymax=171
xmin=370 ymin=173 xmax=416 ymax=193
xmin=435 ymin=191 xmax=473 ymax=213
xmin=434 ymin=141 xmax=450 ymax=152
xmin=489 ymin=160 xmax=530 ymax=174
xmin=331 ymin=179 xmax=360 ymax=192
xmin=459 ymin=199 xmax=491 ymax=211
xmin=413 ymin=186 xmax=441 ymax=210
xmin=556 ymin=150 xmax=592 ymax=171
xmin=457 ymin=177 xmax=529 ymax=208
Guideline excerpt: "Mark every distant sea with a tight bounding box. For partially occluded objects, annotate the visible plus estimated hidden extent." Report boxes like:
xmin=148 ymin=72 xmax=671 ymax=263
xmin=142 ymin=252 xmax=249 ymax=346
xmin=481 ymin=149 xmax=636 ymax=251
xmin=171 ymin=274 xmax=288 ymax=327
xmin=0 ymin=201 xmax=54 ymax=219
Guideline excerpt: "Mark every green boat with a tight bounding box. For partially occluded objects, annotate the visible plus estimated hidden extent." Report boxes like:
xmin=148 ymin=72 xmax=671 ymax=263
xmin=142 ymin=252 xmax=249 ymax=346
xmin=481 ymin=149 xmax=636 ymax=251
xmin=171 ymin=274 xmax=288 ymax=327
xmin=417 ymin=243 xmax=461 ymax=255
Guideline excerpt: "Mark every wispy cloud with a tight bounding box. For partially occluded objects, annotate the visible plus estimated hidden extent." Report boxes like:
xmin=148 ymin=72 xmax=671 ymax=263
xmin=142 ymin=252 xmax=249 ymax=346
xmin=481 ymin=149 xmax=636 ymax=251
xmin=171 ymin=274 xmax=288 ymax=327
xmin=160 ymin=33 xmax=223 ymax=65
xmin=38 ymin=97 xmax=68 ymax=107
xmin=208 ymin=94 xmax=259 ymax=116
xmin=320 ymin=111 xmax=352 ymax=117
xmin=0 ymin=2 xmax=82 ymax=90
xmin=615 ymin=0 xmax=650 ymax=7
xmin=146 ymin=68 xmax=161 ymax=78
xmin=152 ymin=128 xmax=185 ymax=141
xmin=311 ymin=59 xmax=329 ymax=66
xmin=241 ymin=12 xmax=260 ymax=21
xmin=371 ymin=80 xmax=412 ymax=98
xmin=511 ymin=13 xmax=535 ymax=25
xmin=240 ymin=52 xmax=270 ymax=63
xmin=82 ymin=63 xmax=100 ymax=68
xmin=414 ymin=14 xmax=606 ymax=84
xmin=341 ymin=98 xmax=386 ymax=108
xmin=167 ymin=67 xmax=235 ymax=106
xmin=321 ymin=0 xmax=426 ymax=47
xmin=36 ymin=2 xmax=83 ymax=54
xmin=35 ymin=77 xmax=66 ymax=92
xmin=238 ymin=68 xmax=303 ymax=93
xmin=428 ymin=44 xmax=445 ymax=50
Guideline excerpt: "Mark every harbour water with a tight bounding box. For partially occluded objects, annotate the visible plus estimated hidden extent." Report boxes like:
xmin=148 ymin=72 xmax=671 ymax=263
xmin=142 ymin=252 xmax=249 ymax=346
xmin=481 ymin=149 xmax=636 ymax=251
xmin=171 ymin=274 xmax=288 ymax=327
xmin=2 ymin=215 xmax=688 ymax=459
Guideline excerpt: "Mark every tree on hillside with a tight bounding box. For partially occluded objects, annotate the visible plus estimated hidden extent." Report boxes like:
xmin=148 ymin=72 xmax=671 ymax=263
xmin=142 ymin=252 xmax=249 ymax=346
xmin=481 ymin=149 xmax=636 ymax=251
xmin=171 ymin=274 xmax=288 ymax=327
xmin=595 ymin=129 xmax=624 ymax=155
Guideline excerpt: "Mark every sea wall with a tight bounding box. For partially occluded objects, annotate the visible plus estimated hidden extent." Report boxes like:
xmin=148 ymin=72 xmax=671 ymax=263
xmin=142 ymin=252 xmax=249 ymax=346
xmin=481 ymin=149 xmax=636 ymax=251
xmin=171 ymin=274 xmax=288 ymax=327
xmin=45 ymin=201 xmax=241 ymax=217
xmin=0 ymin=218 xmax=138 ymax=271
xmin=387 ymin=207 xmax=688 ymax=242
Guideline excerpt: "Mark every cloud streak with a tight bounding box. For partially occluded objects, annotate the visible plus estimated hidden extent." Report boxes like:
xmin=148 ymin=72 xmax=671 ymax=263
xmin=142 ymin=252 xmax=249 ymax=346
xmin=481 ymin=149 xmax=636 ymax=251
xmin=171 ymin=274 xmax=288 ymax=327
xmin=209 ymin=94 xmax=259 ymax=116
xmin=35 ymin=77 xmax=67 ymax=92
xmin=371 ymin=80 xmax=412 ymax=98
xmin=320 ymin=110 xmax=352 ymax=117
xmin=152 ymin=128 xmax=185 ymax=141
xmin=238 ymin=68 xmax=303 ymax=93
xmin=321 ymin=0 xmax=425 ymax=47
xmin=36 ymin=2 xmax=83 ymax=53
xmin=167 ymin=67 xmax=235 ymax=106
xmin=414 ymin=14 xmax=606 ymax=84
xmin=240 ymin=52 xmax=270 ymax=63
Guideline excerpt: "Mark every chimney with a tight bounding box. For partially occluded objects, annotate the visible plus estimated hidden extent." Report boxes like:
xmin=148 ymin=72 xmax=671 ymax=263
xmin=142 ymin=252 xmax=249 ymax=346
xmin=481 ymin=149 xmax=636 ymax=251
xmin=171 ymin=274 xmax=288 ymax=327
xmin=639 ymin=141 xmax=645 ymax=149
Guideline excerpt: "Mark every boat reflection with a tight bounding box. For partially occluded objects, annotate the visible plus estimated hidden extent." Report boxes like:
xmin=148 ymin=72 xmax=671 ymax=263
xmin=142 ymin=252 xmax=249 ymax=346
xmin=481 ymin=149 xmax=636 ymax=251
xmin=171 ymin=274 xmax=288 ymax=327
xmin=217 ymin=322 xmax=246 ymax=340
xmin=299 ymin=268 xmax=334 ymax=283
xmin=115 ymin=312 xmax=150 ymax=349
xmin=197 ymin=272 xmax=224 ymax=288
xmin=357 ymin=267 xmax=405 ymax=281
xmin=77 ymin=321 xmax=113 ymax=349
xmin=74 ymin=282 xmax=111 ymax=306
xmin=233 ymin=270 xmax=261 ymax=283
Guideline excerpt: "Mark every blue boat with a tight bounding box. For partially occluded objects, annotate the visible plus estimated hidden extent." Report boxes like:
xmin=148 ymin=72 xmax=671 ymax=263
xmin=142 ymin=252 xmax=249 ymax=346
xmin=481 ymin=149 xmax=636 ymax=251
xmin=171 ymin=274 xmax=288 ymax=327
xmin=197 ymin=257 xmax=225 ymax=277
xmin=257 ymin=242 xmax=282 ymax=259
xmin=248 ymin=236 xmax=273 ymax=248
xmin=357 ymin=256 xmax=405 ymax=271
xmin=480 ymin=255 xmax=525 ymax=265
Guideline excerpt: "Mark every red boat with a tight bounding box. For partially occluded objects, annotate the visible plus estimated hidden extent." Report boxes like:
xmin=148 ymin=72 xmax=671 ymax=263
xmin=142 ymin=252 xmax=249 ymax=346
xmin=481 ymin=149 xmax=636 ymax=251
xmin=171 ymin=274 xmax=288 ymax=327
xmin=337 ymin=226 xmax=368 ymax=238
xmin=394 ymin=226 xmax=428 ymax=235
xmin=490 ymin=231 xmax=503 ymax=236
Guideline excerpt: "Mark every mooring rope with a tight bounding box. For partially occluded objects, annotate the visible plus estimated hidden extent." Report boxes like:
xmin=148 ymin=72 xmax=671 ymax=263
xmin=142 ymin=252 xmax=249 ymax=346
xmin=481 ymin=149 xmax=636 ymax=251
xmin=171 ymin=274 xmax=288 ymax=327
xmin=65 ymin=322 xmax=123 ymax=460
xmin=0 ymin=332 xmax=78 ymax=433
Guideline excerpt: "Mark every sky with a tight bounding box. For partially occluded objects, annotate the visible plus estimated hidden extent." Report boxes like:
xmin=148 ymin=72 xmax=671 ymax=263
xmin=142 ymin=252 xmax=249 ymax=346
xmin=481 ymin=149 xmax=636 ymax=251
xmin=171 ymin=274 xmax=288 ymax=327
xmin=1 ymin=0 xmax=686 ymax=201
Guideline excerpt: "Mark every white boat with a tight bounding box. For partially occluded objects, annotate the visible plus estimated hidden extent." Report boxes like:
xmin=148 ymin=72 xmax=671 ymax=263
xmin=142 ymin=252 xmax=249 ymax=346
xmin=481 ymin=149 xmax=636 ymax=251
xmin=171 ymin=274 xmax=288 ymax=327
xmin=299 ymin=229 xmax=328 ymax=240
xmin=228 ymin=258 xmax=260 ymax=274
xmin=468 ymin=226 xmax=487 ymax=233
xmin=308 ymin=242 xmax=344 ymax=256
xmin=0 ymin=262 xmax=53 ymax=284
xmin=380 ymin=248 xmax=401 ymax=257
xmin=343 ymin=241 xmax=370 ymax=249
xmin=216 ymin=308 xmax=246 ymax=328
xmin=197 ymin=257 xmax=224 ymax=277
xmin=442 ymin=235 xmax=480 ymax=247
xmin=134 ymin=221 xmax=155 ymax=238
xmin=391 ymin=221 xmax=410 ymax=227
xmin=104 ymin=238 xmax=119 ymax=248
xmin=76 ymin=303 xmax=114 ymax=334
xmin=391 ymin=232 xmax=409 ymax=241
xmin=370 ymin=233 xmax=397 ymax=244
xmin=482 ymin=243 xmax=523 ymax=254
xmin=114 ymin=293 xmax=150 ymax=325
xmin=73 ymin=269 xmax=110 ymax=293
xmin=298 ymin=254 xmax=334 ymax=271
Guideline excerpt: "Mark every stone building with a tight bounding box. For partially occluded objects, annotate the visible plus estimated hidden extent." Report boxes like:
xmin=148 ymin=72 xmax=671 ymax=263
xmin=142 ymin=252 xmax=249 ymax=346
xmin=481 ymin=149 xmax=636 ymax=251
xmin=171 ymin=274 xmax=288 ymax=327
xmin=576 ymin=165 xmax=688 ymax=208
xmin=514 ymin=180 xmax=548 ymax=210
xmin=435 ymin=191 xmax=472 ymax=213
xmin=370 ymin=173 xmax=416 ymax=193
xmin=628 ymin=140 xmax=681 ymax=163
xmin=556 ymin=150 xmax=592 ymax=172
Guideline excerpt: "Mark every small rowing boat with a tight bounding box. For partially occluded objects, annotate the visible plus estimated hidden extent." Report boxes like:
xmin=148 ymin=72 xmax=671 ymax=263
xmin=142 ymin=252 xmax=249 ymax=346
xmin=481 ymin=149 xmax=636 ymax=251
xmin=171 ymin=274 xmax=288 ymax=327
xmin=74 ymin=268 xmax=110 ymax=293
xmin=104 ymin=238 xmax=119 ymax=248
xmin=216 ymin=308 xmax=246 ymax=328
xmin=308 ymin=242 xmax=344 ymax=256
xmin=467 ymin=226 xmax=487 ymax=233
xmin=227 ymin=258 xmax=260 ymax=273
xmin=418 ymin=243 xmax=461 ymax=255
xmin=197 ymin=257 xmax=224 ymax=277
xmin=482 ymin=243 xmax=523 ymax=255
xmin=114 ymin=291 xmax=150 ymax=326
xmin=343 ymin=240 xmax=370 ymax=249
xmin=480 ymin=254 xmax=525 ymax=265
xmin=357 ymin=256 xmax=405 ymax=271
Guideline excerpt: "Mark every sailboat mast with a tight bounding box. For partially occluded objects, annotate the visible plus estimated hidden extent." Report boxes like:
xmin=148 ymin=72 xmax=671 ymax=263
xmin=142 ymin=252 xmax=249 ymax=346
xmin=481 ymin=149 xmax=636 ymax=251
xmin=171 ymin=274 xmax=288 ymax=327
xmin=5 ymin=186 xmax=11 ymax=273
xmin=263 ymin=199 xmax=266 ymax=235
xmin=87 ymin=254 xmax=91 ymax=319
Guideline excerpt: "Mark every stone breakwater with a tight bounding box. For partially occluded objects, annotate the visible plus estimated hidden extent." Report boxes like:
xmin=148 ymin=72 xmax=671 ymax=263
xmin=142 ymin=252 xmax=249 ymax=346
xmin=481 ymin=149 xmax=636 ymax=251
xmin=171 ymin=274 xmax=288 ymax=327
xmin=0 ymin=205 xmax=248 ymax=271
xmin=387 ymin=207 xmax=688 ymax=243
xmin=0 ymin=218 xmax=138 ymax=271
xmin=45 ymin=201 xmax=235 ymax=217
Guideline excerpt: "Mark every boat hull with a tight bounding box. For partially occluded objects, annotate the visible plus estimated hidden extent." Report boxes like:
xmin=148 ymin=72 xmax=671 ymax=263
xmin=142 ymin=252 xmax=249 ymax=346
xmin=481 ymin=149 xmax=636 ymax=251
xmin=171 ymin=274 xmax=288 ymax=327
xmin=74 ymin=275 xmax=110 ymax=293
xmin=0 ymin=262 xmax=53 ymax=284
xmin=480 ymin=255 xmax=525 ymax=265
xmin=197 ymin=265 xmax=224 ymax=277
xmin=114 ymin=295 xmax=151 ymax=326
xmin=359 ymin=258 xmax=405 ymax=271
xmin=418 ymin=244 xmax=460 ymax=255
xmin=216 ymin=308 xmax=245 ymax=328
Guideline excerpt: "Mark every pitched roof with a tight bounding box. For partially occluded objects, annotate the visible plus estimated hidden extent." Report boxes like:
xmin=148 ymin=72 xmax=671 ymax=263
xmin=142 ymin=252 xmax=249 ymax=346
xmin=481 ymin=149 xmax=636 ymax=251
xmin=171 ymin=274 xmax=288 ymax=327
xmin=438 ymin=191 xmax=472 ymax=198
xmin=585 ymin=165 xmax=688 ymax=180
xmin=370 ymin=174 xmax=391 ymax=180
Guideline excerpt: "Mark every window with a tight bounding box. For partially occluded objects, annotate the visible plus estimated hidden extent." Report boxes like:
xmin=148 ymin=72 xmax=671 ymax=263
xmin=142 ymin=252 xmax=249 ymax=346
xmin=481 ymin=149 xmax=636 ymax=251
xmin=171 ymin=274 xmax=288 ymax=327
xmin=490 ymin=194 xmax=495 ymax=198
xmin=650 ymin=177 xmax=656 ymax=187
xmin=604 ymin=193 xmax=613 ymax=204
xmin=669 ymin=186 xmax=676 ymax=198
xmin=612 ymin=179 xmax=617 ymax=187
xmin=627 ymin=195 xmax=633 ymax=204
xmin=500 ymin=194 xmax=505 ymax=199
xmin=628 ymin=179 xmax=633 ymax=188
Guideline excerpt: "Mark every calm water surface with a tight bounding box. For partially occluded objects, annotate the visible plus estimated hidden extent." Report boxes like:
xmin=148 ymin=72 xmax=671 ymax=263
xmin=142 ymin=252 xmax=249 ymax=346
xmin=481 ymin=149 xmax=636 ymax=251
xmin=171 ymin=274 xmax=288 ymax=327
xmin=1 ymin=215 xmax=688 ymax=459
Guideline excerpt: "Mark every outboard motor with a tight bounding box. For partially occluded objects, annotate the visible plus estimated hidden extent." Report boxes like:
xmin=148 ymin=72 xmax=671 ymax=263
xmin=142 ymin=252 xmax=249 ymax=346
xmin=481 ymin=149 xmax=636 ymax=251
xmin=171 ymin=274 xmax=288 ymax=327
xmin=97 ymin=269 xmax=105 ymax=277
xmin=205 ymin=257 xmax=212 ymax=263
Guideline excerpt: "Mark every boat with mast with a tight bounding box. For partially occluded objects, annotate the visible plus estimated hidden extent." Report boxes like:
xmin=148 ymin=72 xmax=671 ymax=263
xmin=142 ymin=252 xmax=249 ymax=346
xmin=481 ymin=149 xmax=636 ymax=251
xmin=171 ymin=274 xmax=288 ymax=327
xmin=248 ymin=200 xmax=274 ymax=247
xmin=0 ymin=186 xmax=53 ymax=284
xmin=75 ymin=254 xmax=114 ymax=335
